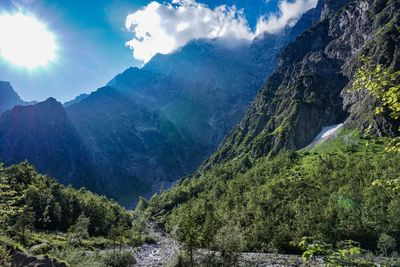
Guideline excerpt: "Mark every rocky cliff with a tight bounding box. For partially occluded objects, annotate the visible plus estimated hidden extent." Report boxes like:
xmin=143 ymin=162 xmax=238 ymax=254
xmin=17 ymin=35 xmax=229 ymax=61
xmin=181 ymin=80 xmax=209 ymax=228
xmin=206 ymin=0 xmax=400 ymax=167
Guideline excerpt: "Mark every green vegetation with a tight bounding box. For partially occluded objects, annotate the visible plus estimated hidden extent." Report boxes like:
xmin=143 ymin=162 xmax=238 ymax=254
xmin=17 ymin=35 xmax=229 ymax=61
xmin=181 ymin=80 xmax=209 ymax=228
xmin=352 ymin=56 xmax=400 ymax=152
xmin=147 ymin=130 xmax=400 ymax=264
xmin=0 ymin=161 xmax=148 ymax=266
xmin=144 ymin=56 xmax=400 ymax=266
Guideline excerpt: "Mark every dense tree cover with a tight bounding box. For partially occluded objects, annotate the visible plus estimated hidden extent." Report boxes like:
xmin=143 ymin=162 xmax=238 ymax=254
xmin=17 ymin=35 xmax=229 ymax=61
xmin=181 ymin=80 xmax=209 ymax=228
xmin=148 ymin=132 xmax=400 ymax=256
xmin=0 ymin=161 xmax=144 ymax=266
xmin=0 ymin=161 xmax=132 ymax=237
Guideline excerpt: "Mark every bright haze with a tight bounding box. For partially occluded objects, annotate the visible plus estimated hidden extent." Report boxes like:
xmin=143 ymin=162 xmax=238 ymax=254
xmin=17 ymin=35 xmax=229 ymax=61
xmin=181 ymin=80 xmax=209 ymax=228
xmin=0 ymin=0 xmax=317 ymax=102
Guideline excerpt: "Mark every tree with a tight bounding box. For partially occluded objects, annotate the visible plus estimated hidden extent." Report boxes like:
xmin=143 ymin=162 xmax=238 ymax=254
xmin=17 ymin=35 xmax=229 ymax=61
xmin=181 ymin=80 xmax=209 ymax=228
xmin=174 ymin=202 xmax=201 ymax=267
xmin=214 ymin=224 xmax=246 ymax=267
xmin=0 ymin=166 xmax=23 ymax=230
xmin=68 ymin=213 xmax=90 ymax=245
xmin=352 ymin=56 xmax=400 ymax=152
xmin=378 ymin=234 xmax=396 ymax=257
xmin=12 ymin=206 xmax=35 ymax=241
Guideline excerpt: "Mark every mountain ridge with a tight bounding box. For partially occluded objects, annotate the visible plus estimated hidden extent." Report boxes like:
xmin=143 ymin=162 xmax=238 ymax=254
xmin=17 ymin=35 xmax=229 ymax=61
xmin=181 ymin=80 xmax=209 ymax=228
xmin=202 ymin=0 xmax=400 ymax=168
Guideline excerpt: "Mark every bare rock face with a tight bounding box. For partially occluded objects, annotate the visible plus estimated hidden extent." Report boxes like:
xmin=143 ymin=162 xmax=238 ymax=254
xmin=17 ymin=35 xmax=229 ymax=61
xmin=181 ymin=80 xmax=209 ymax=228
xmin=0 ymin=81 xmax=24 ymax=115
xmin=205 ymin=0 xmax=400 ymax=167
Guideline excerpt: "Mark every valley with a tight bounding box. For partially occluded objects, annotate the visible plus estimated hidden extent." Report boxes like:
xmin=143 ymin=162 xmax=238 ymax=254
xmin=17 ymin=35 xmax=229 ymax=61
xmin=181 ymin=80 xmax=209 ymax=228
xmin=0 ymin=0 xmax=399 ymax=266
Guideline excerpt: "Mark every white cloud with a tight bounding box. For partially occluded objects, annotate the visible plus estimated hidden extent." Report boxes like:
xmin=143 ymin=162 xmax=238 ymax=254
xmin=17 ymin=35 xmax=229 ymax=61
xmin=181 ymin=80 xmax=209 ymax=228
xmin=125 ymin=0 xmax=318 ymax=63
xmin=256 ymin=0 xmax=318 ymax=35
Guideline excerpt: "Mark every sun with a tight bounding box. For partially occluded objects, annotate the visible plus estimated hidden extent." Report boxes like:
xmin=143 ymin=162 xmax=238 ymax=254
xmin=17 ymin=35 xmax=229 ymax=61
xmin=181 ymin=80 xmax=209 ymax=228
xmin=0 ymin=13 xmax=56 ymax=68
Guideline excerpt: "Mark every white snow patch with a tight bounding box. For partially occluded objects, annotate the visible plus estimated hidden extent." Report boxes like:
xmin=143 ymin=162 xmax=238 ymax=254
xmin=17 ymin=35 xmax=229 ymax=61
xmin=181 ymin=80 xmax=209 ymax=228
xmin=311 ymin=123 xmax=344 ymax=144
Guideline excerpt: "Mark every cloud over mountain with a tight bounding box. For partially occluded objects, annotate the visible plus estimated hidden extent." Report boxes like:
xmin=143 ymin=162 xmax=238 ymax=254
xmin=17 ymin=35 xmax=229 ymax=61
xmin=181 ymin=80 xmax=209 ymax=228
xmin=256 ymin=0 xmax=318 ymax=35
xmin=125 ymin=0 xmax=318 ymax=63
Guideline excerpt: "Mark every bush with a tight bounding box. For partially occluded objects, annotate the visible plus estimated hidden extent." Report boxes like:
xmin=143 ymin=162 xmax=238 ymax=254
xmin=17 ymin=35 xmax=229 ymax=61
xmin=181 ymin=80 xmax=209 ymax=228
xmin=102 ymin=251 xmax=136 ymax=267
xmin=0 ymin=243 xmax=11 ymax=267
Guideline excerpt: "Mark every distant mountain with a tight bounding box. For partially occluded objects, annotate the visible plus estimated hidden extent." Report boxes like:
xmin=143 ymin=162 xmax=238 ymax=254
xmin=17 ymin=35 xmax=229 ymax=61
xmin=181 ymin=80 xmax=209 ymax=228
xmin=63 ymin=93 xmax=89 ymax=107
xmin=0 ymin=98 xmax=93 ymax=188
xmin=0 ymin=81 xmax=24 ymax=115
xmin=67 ymin=40 xmax=265 ymax=204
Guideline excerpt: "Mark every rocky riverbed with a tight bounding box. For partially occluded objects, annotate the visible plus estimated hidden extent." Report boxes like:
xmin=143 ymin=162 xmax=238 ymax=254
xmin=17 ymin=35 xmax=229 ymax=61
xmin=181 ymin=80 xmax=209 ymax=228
xmin=134 ymin=222 xmax=181 ymax=267
xmin=133 ymin=222 xmax=323 ymax=267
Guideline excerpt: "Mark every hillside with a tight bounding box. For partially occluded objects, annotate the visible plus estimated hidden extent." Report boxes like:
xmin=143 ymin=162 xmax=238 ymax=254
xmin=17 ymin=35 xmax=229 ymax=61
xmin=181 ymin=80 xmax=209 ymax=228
xmin=0 ymin=161 xmax=147 ymax=267
xmin=144 ymin=0 xmax=400 ymax=265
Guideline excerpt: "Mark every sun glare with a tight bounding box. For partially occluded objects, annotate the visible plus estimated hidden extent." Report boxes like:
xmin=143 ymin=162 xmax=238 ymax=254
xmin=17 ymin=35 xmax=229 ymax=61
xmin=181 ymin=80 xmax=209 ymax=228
xmin=0 ymin=13 xmax=56 ymax=68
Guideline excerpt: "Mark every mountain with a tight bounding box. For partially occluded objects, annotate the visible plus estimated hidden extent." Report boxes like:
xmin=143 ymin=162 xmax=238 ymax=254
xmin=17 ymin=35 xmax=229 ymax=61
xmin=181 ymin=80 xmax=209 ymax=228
xmin=0 ymin=81 xmax=24 ymax=115
xmin=205 ymin=0 xmax=400 ymax=167
xmin=63 ymin=93 xmax=89 ymax=107
xmin=66 ymin=41 xmax=266 ymax=204
xmin=0 ymin=3 xmax=323 ymax=205
xmin=65 ymin=6 xmax=322 ymax=204
xmin=146 ymin=0 xmax=400 ymax=257
xmin=0 ymin=98 xmax=92 ymax=188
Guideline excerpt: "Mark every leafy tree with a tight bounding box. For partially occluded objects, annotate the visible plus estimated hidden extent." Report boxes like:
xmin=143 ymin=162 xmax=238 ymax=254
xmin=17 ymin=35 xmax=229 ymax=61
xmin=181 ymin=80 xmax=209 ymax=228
xmin=0 ymin=243 xmax=11 ymax=267
xmin=352 ymin=56 xmax=400 ymax=152
xmin=353 ymin=56 xmax=400 ymax=120
xmin=214 ymin=224 xmax=245 ymax=267
xmin=378 ymin=234 xmax=396 ymax=257
xmin=68 ymin=213 xmax=90 ymax=245
xmin=173 ymin=202 xmax=201 ymax=267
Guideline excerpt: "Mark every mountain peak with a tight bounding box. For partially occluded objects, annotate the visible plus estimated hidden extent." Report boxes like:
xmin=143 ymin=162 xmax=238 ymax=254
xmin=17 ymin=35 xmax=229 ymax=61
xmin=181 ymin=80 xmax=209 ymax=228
xmin=0 ymin=81 xmax=24 ymax=115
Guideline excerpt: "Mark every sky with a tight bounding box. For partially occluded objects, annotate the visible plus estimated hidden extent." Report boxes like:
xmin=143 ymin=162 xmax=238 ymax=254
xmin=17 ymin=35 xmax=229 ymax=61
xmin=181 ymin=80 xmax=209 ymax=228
xmin=0 ymin=0 xmax=317 ymax=102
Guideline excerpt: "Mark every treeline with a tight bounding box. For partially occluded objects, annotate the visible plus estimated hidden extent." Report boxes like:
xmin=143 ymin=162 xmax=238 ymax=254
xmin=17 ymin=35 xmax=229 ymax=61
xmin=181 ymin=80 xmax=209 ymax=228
xmin=0 ymin=161 xmax=132 ymax=237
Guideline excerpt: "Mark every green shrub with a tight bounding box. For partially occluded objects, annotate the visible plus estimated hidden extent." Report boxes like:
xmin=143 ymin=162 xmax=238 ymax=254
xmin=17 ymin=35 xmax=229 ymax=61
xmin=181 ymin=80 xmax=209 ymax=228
xmin=102 ymin=251 xmax=136 ymax=267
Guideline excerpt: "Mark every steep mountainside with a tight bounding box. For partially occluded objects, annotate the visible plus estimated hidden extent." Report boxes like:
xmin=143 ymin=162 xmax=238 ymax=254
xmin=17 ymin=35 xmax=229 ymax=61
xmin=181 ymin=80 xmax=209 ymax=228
xmin=0 ymin=81 xmax=24 ymax=115
xmin=0 ymin=98 xmax=92 ymax=188
xmin=65 ymin=14 xmax=318 ymax=205
xmin=206 ymin=0 xmax=400 ymax=167
xmin=147 ymin=0 xmax=400 ymax=257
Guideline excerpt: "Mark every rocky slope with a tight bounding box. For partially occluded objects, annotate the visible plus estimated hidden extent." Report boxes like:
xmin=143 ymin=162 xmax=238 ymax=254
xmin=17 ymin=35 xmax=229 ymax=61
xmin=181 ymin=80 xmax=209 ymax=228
xmin=0 ymin=98 xmax=93 ymax=188
xmin=205 ymin=0 xmax=400 ymax=167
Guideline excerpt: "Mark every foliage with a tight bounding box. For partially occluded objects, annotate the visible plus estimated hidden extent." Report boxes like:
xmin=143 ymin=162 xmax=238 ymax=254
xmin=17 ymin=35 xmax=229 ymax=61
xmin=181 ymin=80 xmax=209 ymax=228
xmin=300 ymin=238 xmax=375 ymax=266
xmin=101 ymin=251 xmax=136 ymax=267
xmin=0 ymin=242 xmax=11 ymax=267
xmin=352 ymin=56 xmax=400 ymax=152
xmin=214 ymin=224 xmax=245 ymax=266
xmin=0 ymin=161 xmax=141 ymax=266
xmin=0 ymin=161 xmax=132 ymax=237
xmin=148 ymin=131 xmax=400 ymax=255
xmin=378 ymin=234 xmax=397 ymax=257
xmin=68 ymin=213 xmax=90 ymax=245
xmin=352 ymin=56 xmax=400 ymax=120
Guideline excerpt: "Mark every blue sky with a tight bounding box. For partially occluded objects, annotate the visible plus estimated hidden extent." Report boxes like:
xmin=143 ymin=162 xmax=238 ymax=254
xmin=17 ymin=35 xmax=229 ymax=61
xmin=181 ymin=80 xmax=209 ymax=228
xmin=0 ymin=0 xmax=314 ymax=102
